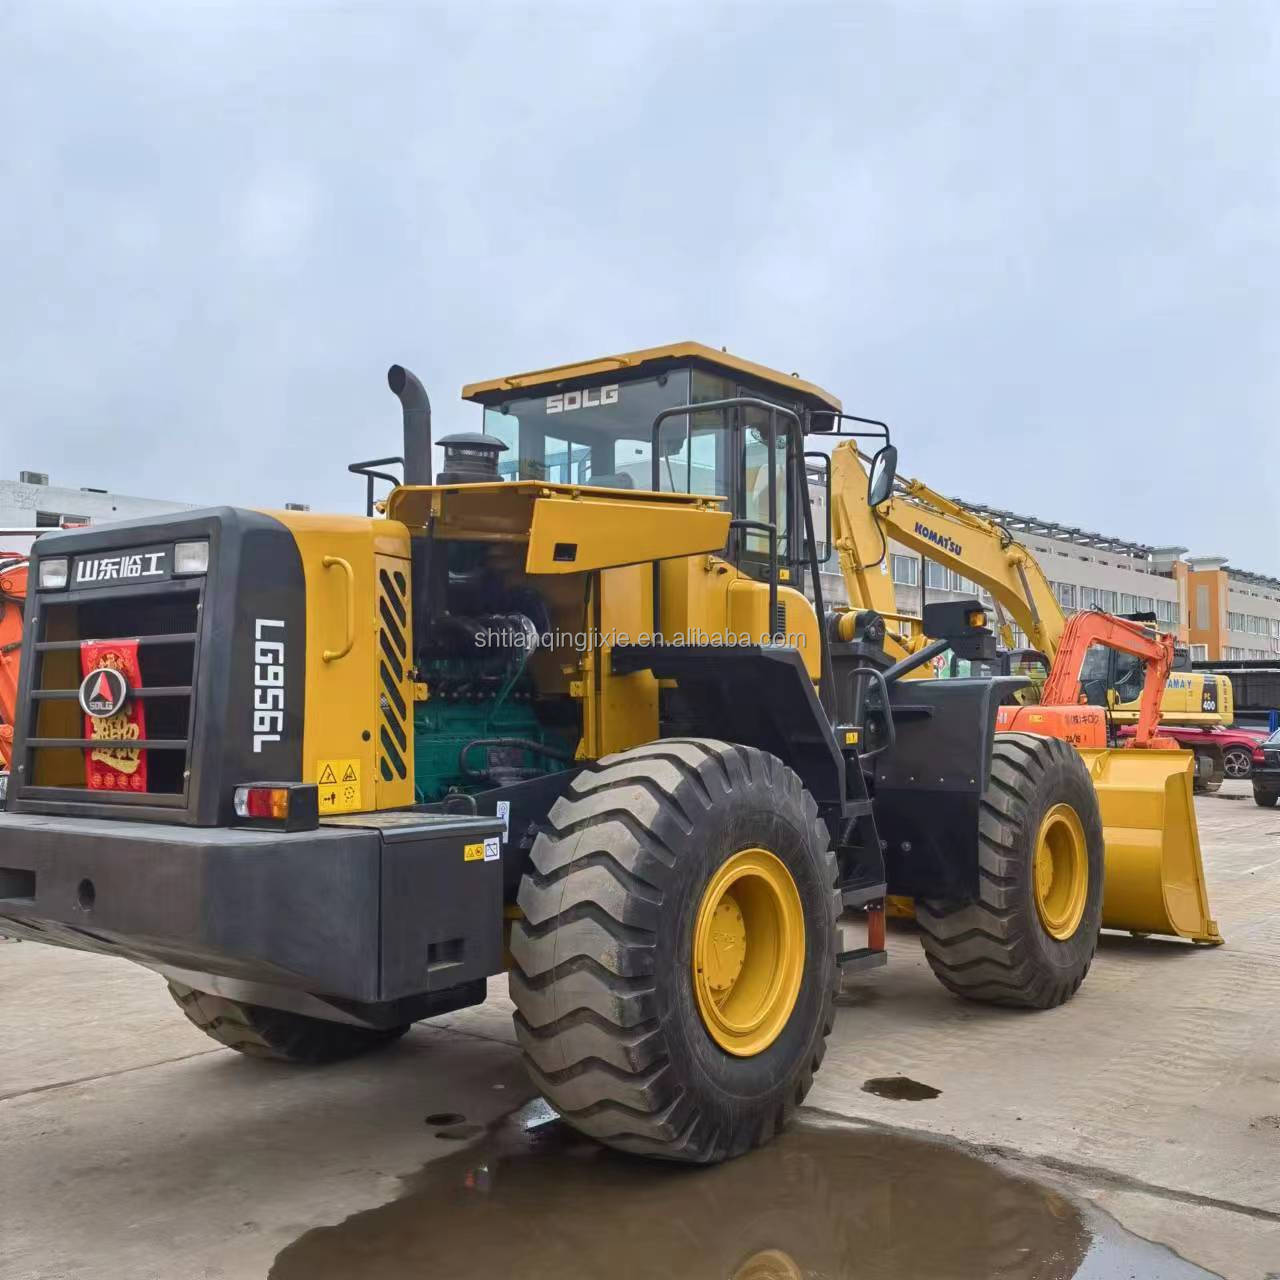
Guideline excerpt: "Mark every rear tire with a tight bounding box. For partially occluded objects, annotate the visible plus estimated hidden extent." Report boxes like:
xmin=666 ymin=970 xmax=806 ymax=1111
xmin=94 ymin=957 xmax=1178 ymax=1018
xmin=917 ymin=733 xmax=1103 ymax=1010
xmin=167 ymin=982 xmax=409 ymax=1063
xmin=508 ymin=738 xmax=839 ymax=1164
xmin=1255 ymin=788 xmax=1278 ymax=809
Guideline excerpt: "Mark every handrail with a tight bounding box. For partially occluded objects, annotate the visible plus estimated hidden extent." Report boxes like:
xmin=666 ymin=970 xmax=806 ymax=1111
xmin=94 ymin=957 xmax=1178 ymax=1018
xmin=322 ymin=556 xmax=356 ymax=662
xmin=729 ymin=519 xmax=780 ymax=642
xmin=348 ymin=456 xmax=404 ymax=517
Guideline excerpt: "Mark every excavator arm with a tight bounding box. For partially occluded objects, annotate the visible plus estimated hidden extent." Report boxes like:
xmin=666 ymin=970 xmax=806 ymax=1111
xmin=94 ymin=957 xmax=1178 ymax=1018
xmin=828 ymin=440 xmax=1230 ymax=730
xmin=829 ymin=442 xmax=1065 ymax=657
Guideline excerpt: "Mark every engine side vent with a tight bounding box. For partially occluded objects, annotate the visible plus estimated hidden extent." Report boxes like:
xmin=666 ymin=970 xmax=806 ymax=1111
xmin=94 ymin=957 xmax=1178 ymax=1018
xmin=376 ymin=559 xmax=412 ymax=797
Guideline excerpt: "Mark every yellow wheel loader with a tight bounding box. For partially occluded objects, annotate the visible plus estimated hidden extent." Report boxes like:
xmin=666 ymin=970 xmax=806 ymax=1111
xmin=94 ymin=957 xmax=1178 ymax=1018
xmin=3 ymin=343 xmax=1110 ymax=1163
xmin=826 ymin=442 xmax=1220 ymax=946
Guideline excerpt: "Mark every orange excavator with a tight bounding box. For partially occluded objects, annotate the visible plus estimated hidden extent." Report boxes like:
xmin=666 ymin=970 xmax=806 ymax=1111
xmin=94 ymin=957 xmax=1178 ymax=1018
xmin=997 ymin=608 xmax=1179 ymax=751
xmin=0 ymin=550 xmax=28 ymax=773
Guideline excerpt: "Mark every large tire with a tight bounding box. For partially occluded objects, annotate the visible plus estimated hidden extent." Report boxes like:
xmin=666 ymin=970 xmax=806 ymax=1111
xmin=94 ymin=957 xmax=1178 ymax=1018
xmin=167 ymin=981 xmax=409 ymax=1063
xmin=917 ymin=733 xmax=1103 ymax=1010
xmin=509 ymin=738 xmax=839 ymax=1164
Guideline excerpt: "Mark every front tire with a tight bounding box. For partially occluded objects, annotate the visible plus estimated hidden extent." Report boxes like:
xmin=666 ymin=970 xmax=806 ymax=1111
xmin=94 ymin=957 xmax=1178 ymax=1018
xmin=917 ymin=733 xmax=1103 ymax=1009
xmin=167 ymin=982 xmax=409 ymax=1063
xmin=1255 ymin=788 xmax=1278 ymax=809
xmin=508 ymin=738 xmax=839 ymax=1164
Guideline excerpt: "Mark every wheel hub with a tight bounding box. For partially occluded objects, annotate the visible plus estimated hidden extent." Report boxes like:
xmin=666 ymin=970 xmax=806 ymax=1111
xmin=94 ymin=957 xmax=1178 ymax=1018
xmin=703 ymin=896 xmax=747 ymax=993
xmin=1032 ymin=803 xmax=1089 ymax=940
xmin=692 ymin=848 xmax=806 ymax=1057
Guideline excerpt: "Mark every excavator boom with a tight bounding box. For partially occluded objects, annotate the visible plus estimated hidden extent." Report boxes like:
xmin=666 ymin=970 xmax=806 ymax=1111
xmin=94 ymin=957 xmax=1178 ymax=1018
xmin=830 ymin=444 xmax=1061 ymax=655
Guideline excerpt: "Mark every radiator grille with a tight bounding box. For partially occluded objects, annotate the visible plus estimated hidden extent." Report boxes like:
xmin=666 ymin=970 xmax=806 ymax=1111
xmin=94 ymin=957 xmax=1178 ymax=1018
xmin=23 ymin=587 xmax=200 ymax=805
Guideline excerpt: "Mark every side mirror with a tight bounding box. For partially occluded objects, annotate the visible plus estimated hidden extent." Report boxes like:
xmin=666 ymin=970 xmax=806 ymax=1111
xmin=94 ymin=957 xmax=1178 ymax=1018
xmin=867 ymin=444 xmax=898 ymax=507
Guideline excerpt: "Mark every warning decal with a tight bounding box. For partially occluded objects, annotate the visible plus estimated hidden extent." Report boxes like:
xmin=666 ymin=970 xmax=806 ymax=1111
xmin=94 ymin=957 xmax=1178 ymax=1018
xmin=464 ymin=842 xmax=485 ymax=862
xmin=317 ymin=758 xmax=362 ymax=814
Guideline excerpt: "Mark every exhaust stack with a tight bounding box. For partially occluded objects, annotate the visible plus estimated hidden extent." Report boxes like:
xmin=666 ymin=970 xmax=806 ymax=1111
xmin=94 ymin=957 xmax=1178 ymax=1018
xmin=387 ymin=364 xmax=432 ymax=485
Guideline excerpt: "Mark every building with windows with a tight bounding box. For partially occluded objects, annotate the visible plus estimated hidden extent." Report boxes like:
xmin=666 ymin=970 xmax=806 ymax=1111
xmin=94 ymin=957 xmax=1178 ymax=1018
xmin=815 ymin=499 xmax=1280 ymax=662
xmin=0 ymin=473 xmax=194 ymax=554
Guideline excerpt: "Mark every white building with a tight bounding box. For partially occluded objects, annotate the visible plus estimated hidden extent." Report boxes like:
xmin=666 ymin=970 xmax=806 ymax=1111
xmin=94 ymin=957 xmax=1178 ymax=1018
xmin=0 ymin=472 xmax=194 ymax=554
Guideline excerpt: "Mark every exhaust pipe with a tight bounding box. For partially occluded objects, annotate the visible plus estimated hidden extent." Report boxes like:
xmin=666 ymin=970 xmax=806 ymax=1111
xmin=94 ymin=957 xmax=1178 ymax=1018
xmin=387 ymin=364 xmax=432 ymax=485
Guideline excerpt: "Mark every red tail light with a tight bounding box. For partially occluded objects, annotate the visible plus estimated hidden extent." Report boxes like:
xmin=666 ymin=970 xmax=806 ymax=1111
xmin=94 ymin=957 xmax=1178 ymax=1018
xmin=232 ymin=782 xmax=318 ymax=831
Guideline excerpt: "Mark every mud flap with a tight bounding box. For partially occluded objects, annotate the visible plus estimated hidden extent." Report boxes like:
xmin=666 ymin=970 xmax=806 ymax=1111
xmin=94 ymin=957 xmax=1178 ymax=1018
xmin=1077 ymin=748 xmax=1222 ymax=944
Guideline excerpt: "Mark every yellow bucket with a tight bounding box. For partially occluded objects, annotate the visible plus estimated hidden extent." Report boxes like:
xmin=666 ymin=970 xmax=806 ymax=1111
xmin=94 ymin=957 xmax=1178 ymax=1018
xmin=1078 ymin=748 xmax=1222 ymax=944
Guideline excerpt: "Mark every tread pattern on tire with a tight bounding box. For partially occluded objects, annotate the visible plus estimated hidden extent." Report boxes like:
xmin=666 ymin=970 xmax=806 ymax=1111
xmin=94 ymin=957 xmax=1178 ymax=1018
xmin=916 ymin=732 xmax=1102 ymax=1010
xmin=167 ymin=982 xmax=408 ymax=1064
xmin=508 ymin=737 xmax=838 ymax=1164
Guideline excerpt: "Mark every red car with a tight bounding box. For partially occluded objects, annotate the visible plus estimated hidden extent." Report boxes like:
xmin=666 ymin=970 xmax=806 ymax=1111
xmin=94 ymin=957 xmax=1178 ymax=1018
xmin=1118 ymin=722 xmax=1268 ymax=791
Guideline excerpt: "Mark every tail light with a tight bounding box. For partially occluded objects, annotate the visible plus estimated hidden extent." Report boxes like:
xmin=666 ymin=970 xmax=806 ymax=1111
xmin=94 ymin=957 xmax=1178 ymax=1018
xmin=232 ymin=782 xmax=318 ymax=832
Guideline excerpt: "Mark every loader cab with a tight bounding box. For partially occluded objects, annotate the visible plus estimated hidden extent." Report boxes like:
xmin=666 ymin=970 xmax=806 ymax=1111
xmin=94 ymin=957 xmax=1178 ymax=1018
xmin=463 ymin=343 xmax=842 ymax=589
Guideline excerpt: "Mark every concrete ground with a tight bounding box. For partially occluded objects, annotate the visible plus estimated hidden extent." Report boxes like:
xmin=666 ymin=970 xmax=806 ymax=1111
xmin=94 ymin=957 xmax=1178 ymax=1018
xmin=2 ymin=779 xmax=1278 ymax=1279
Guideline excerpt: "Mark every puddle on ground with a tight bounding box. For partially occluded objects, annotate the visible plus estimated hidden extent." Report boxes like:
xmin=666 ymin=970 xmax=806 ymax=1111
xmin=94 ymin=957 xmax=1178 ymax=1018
xmin=862 ymin=1075 xmax=942 ymax=1101
xmin=270 ymin=1101 xmax=1214 ymax=1280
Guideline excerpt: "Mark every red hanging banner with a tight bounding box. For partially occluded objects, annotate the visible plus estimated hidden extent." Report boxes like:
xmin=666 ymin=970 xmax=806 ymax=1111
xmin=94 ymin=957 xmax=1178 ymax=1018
xmin=79 ymin=640 xmax=148 ymax=793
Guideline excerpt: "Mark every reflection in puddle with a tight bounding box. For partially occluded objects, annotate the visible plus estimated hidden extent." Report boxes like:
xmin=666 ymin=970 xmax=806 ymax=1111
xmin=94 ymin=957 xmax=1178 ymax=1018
xmin=270 ymin=1106 xmax=1212 ymax=1280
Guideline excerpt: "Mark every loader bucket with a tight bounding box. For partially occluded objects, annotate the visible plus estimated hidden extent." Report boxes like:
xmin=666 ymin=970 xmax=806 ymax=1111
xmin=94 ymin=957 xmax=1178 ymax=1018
xmin=1077 ymin=748 xmax=1222 ymax=944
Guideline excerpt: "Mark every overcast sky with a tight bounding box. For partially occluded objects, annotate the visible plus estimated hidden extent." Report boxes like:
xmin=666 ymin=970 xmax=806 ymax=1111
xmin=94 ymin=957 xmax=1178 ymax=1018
xmin=2 ymin=2 xmax=1276 ymax=573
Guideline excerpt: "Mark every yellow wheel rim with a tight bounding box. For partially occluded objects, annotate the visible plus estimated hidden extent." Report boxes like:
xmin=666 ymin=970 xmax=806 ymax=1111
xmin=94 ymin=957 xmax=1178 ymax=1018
xmin=692 ymin=848 xmax=805 ymax=1057
xmin=1032 ymin=803 xmax=1089 ymax=940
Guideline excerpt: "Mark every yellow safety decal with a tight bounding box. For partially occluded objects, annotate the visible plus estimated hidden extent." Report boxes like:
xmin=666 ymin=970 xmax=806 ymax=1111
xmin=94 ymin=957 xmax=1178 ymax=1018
xmin=844 ymin=729 xmax=860 ymax=745
xmin=317 ymin=758 xmax=362 ymax=814
xmin=465 ymin=837 xmax=502 ymax=863
xmin=778 ymin=567 xmax=791 ymax=582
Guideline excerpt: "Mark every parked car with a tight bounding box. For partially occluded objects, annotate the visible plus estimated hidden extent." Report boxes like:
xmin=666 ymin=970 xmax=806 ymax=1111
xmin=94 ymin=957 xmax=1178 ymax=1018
xmin=1118 ymin=722 xmax=1268 ymax=792
xmin=1253 ymin=729 xmax=1280 ymax=808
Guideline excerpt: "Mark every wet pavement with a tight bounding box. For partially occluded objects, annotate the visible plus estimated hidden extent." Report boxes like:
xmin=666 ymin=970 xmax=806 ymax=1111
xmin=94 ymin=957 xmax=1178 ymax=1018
xmin=6 ymin=780 xmax=1277 ymax=1279
xmin=270 ymin=1101 xmax=1215 ymax=1280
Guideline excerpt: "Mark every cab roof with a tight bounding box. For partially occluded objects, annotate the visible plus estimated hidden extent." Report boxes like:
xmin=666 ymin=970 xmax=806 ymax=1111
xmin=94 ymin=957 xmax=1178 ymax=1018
xmin=460 ymin=341 xmax=842 ymax=414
